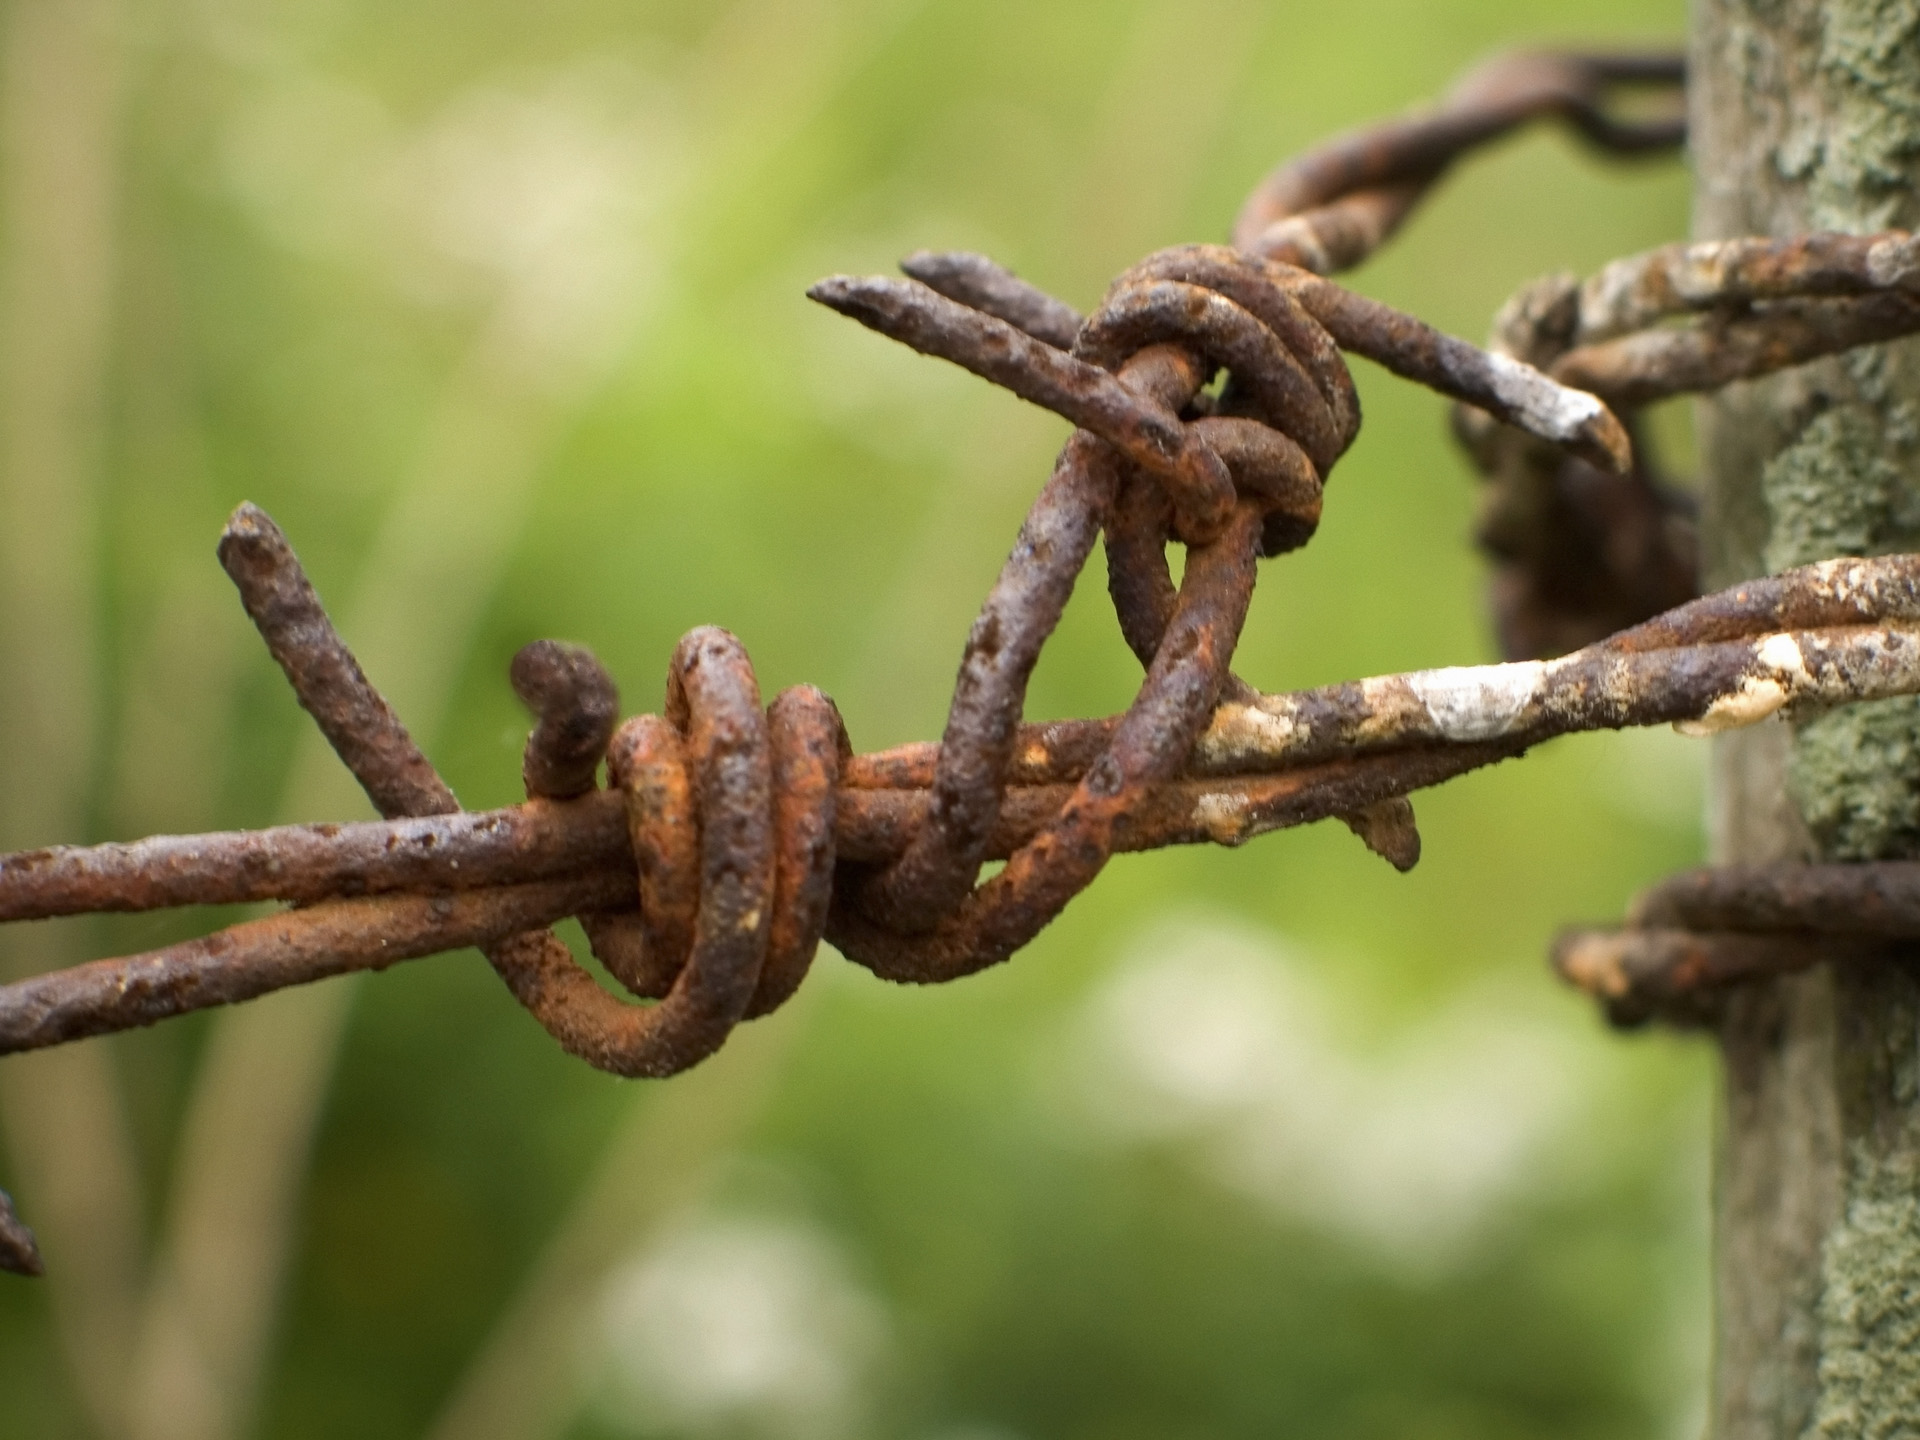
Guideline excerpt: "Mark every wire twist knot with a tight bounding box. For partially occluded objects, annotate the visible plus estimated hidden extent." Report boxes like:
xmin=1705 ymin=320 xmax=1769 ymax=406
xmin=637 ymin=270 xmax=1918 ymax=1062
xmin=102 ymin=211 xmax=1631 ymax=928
xmin=471 ymin=231 xmax=1636 ymax=1073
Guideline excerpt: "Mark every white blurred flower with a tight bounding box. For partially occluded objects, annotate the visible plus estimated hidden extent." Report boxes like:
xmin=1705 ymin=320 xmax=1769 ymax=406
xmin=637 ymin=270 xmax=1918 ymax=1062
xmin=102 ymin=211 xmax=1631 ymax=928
xmin=1060 ymin=913 xmax=1601 ymax=1267
xmin=1073 ymin=922 xmax=1326 ymax=1135
xmin=591 ymin=1213 xmax=888 ymax=1439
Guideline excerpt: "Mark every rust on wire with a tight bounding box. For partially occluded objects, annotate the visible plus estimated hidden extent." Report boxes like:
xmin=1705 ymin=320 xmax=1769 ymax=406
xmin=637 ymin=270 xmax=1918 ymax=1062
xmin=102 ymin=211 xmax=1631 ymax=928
xmin=1454 ymin=230 xmax=1920 ymax=1026
xmin=1459 ymin=230 xmax=1920 ymax=659
xmin=1 ymin=45 xmax=1916 ymax=1276
xmin=1554 ymin=861 xmax=1920 ymax=1027
xmin=7 ymin=547 xmax=1920 ymax=1053
xmin=220 ymin=503 xmax=459 ymax=821
xmin=1232 ymin=49 xmax=1685 ymax=273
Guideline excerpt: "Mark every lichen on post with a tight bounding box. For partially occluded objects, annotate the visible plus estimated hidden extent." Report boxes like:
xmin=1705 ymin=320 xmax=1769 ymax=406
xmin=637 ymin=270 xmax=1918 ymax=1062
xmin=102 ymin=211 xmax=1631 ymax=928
xmin=1692 ymin=1 xmax=1920 ymax=1434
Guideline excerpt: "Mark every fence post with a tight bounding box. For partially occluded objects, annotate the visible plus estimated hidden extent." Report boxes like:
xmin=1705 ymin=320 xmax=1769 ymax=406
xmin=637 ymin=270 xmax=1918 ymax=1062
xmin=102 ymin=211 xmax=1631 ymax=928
xmin=1692 ymin=3 xmax=1920 ymax=1434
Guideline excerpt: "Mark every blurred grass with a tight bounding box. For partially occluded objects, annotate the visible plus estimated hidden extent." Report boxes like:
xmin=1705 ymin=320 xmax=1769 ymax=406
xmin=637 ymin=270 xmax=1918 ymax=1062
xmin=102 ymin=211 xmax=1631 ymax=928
xmin=0 ymin=1 xmax=1714 ymax=1437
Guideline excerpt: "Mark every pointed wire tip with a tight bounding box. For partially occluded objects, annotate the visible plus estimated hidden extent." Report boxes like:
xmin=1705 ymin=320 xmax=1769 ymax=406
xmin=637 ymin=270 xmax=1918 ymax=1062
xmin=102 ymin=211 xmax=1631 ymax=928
xmin=806 ymin=273 xmax=928 ymax=320
xmin=220 ymin=499 xmax=275 ymax=540
xmin=805 ymin=274 xmax=871 ymax=313
xmin=898 ymin=249 xmax=977 ymax=283
xmin=216 ymin=500 xmax=287 ymax=571
xmin=1581 ymin=404 xmax=1635 ymax=475
xmin=806 ymin=275 xmax=946 ymax=354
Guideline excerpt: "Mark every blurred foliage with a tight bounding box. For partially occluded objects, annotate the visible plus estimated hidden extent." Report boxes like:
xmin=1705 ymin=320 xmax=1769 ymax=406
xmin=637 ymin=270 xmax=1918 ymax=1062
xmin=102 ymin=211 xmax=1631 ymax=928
xmin=0 ymin=0 xmax=1716 ymax=1437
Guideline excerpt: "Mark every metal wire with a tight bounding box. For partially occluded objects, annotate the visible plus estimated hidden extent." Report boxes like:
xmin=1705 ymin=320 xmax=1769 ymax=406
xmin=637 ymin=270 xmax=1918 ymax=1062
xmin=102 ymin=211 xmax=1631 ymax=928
xmin=1463 ymin=234 xmax=1920 ymax=1027
xmin=2 ymin=47 xmax=1915 ymax=1275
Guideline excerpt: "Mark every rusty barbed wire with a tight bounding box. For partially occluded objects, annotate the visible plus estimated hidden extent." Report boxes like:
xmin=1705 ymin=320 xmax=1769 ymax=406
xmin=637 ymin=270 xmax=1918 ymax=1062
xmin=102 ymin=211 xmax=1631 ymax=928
xmin=1455 ymin=231 xmax=1920 ymax=1027
xmin=1231 ymin=49 xmax=1685 ymax=272
xmin=1460 ymin=231 xmax=1920 ymax=659
xmin=3 ymin=47 xmax=1917 ymax=1279
xmin=10 ymin=544 xmax=1920 ymax=1053
xmin=1553 ymin=864 xmax=1920 ymax=1028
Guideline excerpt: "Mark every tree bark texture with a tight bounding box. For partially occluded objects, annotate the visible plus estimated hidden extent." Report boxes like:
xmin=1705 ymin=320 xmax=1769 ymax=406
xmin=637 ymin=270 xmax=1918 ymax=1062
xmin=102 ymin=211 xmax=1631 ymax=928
xmin=1693 ymin=2 xmax=1920 ymax=1436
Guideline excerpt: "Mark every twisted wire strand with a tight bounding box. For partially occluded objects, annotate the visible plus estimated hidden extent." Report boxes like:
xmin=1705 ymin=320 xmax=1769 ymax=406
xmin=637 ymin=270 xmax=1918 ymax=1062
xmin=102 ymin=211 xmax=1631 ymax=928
xmin=806 ymin=226 xmax=1641 ymax=982
xmin=814 ymin=247 xmax=1356 ymax=950
xmin=1456 ymin=230 xmax=1920 ymax=661
xmin=1437 ymin=234 xmax=1920 ymax=1021
xmin=1233 ymin=49 xmax=1684 ymax=272
xmin=12 ymin=543 xmax=1920 ymax=1053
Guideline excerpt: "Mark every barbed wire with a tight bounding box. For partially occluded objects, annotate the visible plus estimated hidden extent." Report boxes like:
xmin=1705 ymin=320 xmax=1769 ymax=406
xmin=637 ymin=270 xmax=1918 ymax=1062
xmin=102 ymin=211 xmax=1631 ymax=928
xmin=2 ymin=48 xmax=1916 ymax=1277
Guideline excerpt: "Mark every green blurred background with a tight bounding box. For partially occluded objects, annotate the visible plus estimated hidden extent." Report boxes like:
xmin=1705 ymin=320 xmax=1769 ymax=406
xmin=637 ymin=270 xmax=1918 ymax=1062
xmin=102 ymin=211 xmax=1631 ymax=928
xmin=0 ymin=0 xmax=1714 ymax=1436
